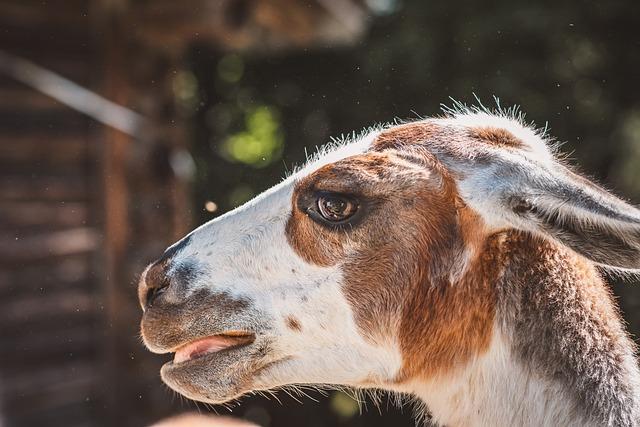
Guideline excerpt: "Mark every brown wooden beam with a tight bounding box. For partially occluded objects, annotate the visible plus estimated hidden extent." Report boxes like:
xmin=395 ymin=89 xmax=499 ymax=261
xmin=98 ymin=2 xmax=131 ymax=424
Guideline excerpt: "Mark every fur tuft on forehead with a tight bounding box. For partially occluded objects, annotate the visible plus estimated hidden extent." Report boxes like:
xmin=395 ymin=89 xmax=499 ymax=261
xmin=291 ymin=125 xmax=385 ymax=178
xmin=437 ymin=105 xmax=557 ymax=165
xmin=292 ymin=104 xmax=558 ymax=183
xmin=282 ymin=101 xmax=571 ymax=198
xmin=371 ymin=111 xmax=555 ymax=167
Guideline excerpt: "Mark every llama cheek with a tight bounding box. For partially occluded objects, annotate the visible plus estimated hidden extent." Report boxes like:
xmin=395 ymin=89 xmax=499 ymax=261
xmin=395 ymin=236 xmax=500 ymax=382
xmin=285 ymin=210 xmax=343 ymax=267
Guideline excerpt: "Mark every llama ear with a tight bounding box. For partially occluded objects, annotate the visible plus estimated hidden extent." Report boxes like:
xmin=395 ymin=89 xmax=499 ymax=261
xmin=458 ymin=157 xmax=640 ymax=271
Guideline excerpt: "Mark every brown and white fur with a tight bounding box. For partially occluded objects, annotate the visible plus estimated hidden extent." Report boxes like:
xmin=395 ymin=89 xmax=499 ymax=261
xmin=139 ymin=105 xmax=640 ymax=426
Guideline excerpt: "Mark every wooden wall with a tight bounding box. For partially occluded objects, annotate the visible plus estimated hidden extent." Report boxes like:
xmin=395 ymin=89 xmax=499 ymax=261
xmin=0 ymin=2 xmax=104 ymax=425
xmin=0 ymin=1 xmax=191 ymax=425
xmin=0 ymin=1 xmax=367 ymax=425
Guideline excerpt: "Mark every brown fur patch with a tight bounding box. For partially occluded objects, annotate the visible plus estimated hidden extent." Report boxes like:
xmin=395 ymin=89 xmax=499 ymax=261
xmin=371 ymin=121 xmax=489 ymax=170
xmin=341 ymin=178 xmax=496 ymax=381
xmin=285 ymin=316 xmax=302 ymax=332
xmin=394 ymin=230 xmax=499 ymax=381
xmin=469 ymin=126 xmax=522 ymax=148
xmin=373 ymin=122 xmax=441 ymax=151
xmin=285 ymin=143 xmax=497 ymax=382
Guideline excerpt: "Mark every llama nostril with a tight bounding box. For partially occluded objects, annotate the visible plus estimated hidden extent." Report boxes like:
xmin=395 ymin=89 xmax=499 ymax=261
xmin=141 ymin=261 xmax=171 ymax=309
xmin=145 ymin=285 xmax=166 ymax=308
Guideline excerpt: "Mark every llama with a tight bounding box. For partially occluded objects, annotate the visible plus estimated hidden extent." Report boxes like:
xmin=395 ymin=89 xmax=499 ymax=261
xmin=139 ymin=106 xmax=640 ymax=426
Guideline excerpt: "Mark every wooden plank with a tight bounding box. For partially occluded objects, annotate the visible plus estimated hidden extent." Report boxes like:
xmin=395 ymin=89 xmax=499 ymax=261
xmin=0 ymin=227 xmax=100 ymax=264
xmin=0 ymin=288 xmax=96 ymax=324
xmin=0 ymin=162 xmax=87 ymax=180
xmin=0 ymin=175 xmax=87 ymax=201
xmin=0 ymin=156 xmax=87 ymax=179
xmin=0 ymin=253 xmax=91 ymax=293
xmin=2 ymin=361 xmax=99 ymax=401
xmin=0 ymin=324 xmax=97 ymax=365
xmin=0 ymin=86 xmax=67 ymax=110
xmin=0 ymin=201 xmax=88 ymax=230
xmin=1 ymin=313 xmax=96 ymax=341
xmin=0 ymin=274 xmax=91 ymax=300
xmin=0 ymin=134 xmax=88 ymax=170
xmin=0 ymin=1 xmax=91 ymax=29
xmin=0 ymin=3 xmax=100 ymax=426
xmin=98 ymin=6 xmax=133 ymax=424
xmin=0 ymin=110 xmax=91 ymax=132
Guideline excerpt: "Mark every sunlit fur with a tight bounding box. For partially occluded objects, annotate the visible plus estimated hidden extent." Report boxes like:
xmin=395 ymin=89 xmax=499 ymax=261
xmin=140 ymin=104 xmax=640 ymax=426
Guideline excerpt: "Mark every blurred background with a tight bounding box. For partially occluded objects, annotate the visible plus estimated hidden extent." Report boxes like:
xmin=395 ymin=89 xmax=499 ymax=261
xmin=0 ymin=0 xmax=639 ymax=426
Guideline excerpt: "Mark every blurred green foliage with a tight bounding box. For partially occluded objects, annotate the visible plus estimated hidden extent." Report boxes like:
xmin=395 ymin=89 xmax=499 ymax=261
xmin=222 ymin=105 xmax=284 ymax=168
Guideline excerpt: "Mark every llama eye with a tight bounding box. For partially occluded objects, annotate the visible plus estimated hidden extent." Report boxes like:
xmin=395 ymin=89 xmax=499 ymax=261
xmin=317 ymin=194 xmax=358 ymax=222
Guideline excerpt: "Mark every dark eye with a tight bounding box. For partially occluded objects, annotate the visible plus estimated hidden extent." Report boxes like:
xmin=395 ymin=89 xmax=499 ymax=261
xmin=317 ymin=194 xmax=358 ymax=222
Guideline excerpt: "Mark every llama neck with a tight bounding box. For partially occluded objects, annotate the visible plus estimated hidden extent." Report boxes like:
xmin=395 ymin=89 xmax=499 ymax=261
xmin=410 ymin=328 xmax=593 ymax=427
xmin=409 ymin=232 xmax=640 ymax=427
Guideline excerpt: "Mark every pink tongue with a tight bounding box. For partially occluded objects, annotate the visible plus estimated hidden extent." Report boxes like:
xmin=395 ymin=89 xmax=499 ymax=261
xmin=174 ymin=336 xmax=237 ymax=364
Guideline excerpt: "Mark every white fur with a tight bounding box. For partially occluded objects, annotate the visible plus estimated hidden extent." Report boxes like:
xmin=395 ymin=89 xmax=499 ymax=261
xmin=400 ymin=327 xmax=593 ymax=427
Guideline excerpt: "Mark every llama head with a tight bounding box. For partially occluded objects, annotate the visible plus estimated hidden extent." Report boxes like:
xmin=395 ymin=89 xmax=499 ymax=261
xmin=139 ymin=107 xmax=640 ymax=405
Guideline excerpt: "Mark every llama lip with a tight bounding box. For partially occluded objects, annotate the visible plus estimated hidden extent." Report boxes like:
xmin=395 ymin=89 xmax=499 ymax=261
xmin=172 ymin=332 xmax=255 ymax=365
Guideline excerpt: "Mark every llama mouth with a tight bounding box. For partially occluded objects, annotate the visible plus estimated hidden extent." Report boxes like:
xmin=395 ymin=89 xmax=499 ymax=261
xmin=170 ymin=332 xmax=255 ymax=365
xmin=160 ymin=330 xmax=265 ymax=404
